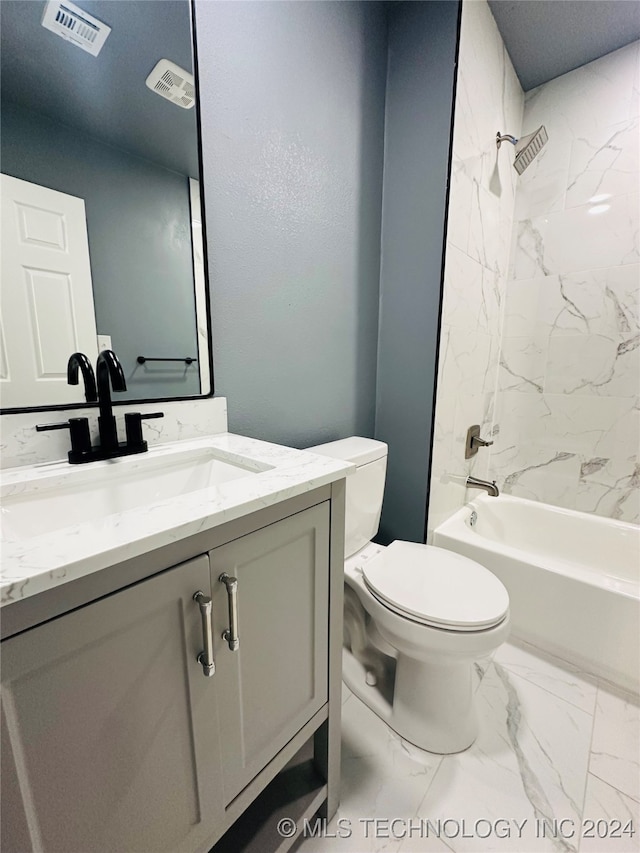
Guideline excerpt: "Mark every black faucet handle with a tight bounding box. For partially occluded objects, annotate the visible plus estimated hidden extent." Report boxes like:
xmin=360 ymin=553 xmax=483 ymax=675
xmin=36 ymin=421 xmax=72 ymax=432
xmin=124 ymin=411 xmax=164 ymax=451
xmin=36 ymin=418 xmax=93 ymax=464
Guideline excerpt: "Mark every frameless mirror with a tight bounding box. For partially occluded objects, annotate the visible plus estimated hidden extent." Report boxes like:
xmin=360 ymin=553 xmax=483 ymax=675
xmin=0 ymin=0 xmax=211 ymax=411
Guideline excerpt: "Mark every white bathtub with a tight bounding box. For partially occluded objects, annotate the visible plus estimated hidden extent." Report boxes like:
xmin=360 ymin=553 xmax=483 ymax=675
xmin=434 ymin=494 xmax=640 ymax=694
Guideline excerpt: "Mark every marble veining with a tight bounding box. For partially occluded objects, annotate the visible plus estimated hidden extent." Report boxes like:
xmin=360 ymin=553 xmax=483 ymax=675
xmin=0 ymin=396 xmax=230 ymax=470
xmin=493 ymin=642 xmax=597 ymax=716
xmin=590 ymin=687 xmax=640 ymax=803
xmin=581 ymin=774 xmax=639 ymax=853
xmin=576 ymin=458 xmax=640 ymax=521
xmin=428 ymin=0 xmax=523 ymax=539
xmin=299 ymin=641 xmax=639 ymax=853
xmin=492 ymin=41 xmax=640 ymax=523
xmin=502 ymin=452 xmax=577 ymax=489
xmin=565 ymin=118 xmax=639 ymax=209
xmin=493 ymin=663 xmax=579 ymax=853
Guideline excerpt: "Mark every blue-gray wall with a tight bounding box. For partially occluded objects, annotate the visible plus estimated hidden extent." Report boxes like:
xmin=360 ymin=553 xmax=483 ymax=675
xmin=196 ymin=0 xmax=387 ymax=447
xmin=196 ymin=0 xmax=460 ymax=544
xmin=1 ymin=101 xmax=199 ymax=400
xmin=375 ymin=2 xmax=460 ymax=544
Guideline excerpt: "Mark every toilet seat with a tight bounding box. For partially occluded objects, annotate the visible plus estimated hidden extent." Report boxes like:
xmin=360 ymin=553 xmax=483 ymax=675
xmin=362 ymin=540 xmax=509 ymax=632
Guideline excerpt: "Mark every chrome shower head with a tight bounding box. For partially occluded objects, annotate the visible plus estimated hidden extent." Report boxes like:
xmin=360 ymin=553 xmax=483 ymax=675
xmin=496 ymin=125 xmax=548 ymax=175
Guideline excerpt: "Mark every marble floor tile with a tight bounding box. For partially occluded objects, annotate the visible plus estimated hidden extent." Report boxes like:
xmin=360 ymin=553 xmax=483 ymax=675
xmin=303 ymin=649 xmax=639 ymax=853
xmin=590 ymin=685 xmax=640 ymax=803
xmin=397 ymin=826 xmax=456 ymax=852
xmin=414 ymin=663 xmax=593 ymax=852
xmin=299 ymin=696 xmax=442 ymax=853
xmin=494 ymin=641 xmax=598 ymax=715
xmin=579 ymin=773 xmax=640 ymax=853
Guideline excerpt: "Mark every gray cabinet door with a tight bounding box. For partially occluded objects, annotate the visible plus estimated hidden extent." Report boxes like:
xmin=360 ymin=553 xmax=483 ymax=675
xmin=1 ymin=556 xmax=224 ymax=853
xmin=210 ymin=502 xmax=330 ymax=804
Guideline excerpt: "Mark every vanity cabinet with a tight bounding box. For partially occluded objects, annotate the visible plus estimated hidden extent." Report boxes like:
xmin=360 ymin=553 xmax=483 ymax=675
xmin=1 ymin=494 xmax=340 ymax=853
xmin=1 ymin=555 xmax=222 ymax=853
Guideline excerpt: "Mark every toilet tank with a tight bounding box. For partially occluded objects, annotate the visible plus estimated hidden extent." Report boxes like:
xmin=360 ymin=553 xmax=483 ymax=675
xmin=307 ymin=437 xmax=387 ymax=558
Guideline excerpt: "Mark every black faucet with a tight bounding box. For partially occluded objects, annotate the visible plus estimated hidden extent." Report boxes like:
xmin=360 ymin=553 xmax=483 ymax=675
xmin=96 ymin=349 xmax=127 ymax=452
xmin=36 ymin=349 xmax=163 ymax=464
xmin=67 ymin=352 xmax=98 ymax=402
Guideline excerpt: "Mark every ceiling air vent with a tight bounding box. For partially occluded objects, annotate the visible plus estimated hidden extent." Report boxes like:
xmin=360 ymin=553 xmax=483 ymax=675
xmin=145 ymin=59 xmax=196 ymax=110
xmin=41 ymin=0 xmax=111 ymax=57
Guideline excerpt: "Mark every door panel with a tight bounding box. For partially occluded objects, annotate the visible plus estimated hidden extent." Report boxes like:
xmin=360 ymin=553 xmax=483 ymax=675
xmin=0 ymin=174 xmax=99 ymax=407
xmin=1 ymin=556 xmax=223 ymax=853
xmin=210 ymin=503 xmax=330 ymax=804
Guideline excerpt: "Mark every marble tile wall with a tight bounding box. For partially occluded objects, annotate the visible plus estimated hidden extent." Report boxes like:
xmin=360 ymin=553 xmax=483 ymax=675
xmin=492 ymin=42 xmax=640 ymax=523
xmin=427 ymin=0 xmax=524 ymax=537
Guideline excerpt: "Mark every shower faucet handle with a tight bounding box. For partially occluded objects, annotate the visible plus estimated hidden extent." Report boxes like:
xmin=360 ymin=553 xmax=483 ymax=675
xmin=465 ymin=425 xmax=494 ymax=459
xmin=473 ymin=435 xmax=493 ymax=448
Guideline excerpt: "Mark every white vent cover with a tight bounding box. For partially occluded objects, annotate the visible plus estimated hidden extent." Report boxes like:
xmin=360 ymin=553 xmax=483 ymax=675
xmin=41 ymin=0 xmax=111 ymax=57
xmin=145 ymin=59 xmax=195 ymax=110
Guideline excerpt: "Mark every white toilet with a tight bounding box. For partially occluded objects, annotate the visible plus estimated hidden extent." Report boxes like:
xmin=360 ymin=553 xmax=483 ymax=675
xmin=309 ymin=436 xmax=510 ymax=754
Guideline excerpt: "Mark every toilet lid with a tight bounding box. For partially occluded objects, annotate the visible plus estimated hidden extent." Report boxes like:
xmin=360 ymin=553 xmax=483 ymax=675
xmin=362 ymin=541 xmax=509 ymax=631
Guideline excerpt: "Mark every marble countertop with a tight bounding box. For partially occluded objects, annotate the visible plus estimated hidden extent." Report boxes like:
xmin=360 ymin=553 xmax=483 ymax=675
xmin=0 ymin=432 xmax=353 ymax=607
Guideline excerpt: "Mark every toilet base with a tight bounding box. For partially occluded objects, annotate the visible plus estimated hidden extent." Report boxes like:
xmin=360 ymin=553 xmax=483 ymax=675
xmin=342 ymin=646 xmax=478 ymax=754
xmin=393 ymin=653 xmax=477 ymax=753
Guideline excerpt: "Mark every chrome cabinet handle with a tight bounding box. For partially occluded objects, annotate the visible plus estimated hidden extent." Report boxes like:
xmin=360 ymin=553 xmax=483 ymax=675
xmin=219 ymin=573 xmax=240 ymax=651
xmin=193 ymin=591 xmax=215 ymax=676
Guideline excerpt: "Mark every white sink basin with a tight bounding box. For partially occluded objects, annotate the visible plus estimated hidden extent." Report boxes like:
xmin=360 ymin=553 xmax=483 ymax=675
xmin=1 ymin=446 xmax=269 ymax=541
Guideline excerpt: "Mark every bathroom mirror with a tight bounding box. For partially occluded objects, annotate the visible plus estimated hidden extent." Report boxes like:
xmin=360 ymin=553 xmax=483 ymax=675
xmin=0 ymin=0 xmax=212 ymax=411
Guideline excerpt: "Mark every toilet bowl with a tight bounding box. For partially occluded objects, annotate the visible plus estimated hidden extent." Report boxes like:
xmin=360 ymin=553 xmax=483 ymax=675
xmin=308 ymin=437 xmax=510 ymax=754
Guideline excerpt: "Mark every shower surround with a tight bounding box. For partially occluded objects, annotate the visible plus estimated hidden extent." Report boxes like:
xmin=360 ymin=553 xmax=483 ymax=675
xmin=493 ymin=41 xmax=640 ymax=523
xmin=428 ymin=0 xmax=523 ymax=537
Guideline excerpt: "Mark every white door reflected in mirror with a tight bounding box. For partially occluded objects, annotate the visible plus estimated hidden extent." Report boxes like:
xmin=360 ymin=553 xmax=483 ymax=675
xmin=0 ymin=0 xmax=210 ymax=409
xmin=0 ymin=175 xmax=99 ymax=408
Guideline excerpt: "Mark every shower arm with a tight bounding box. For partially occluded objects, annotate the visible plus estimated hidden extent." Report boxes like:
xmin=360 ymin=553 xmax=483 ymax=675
xmin=496 ymin=132 xmax=518 ymax=148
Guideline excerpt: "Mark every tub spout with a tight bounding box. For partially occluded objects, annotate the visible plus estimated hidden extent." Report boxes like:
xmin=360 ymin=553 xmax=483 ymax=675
xmin=466 ymin=476 xmax=500 ymax=497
